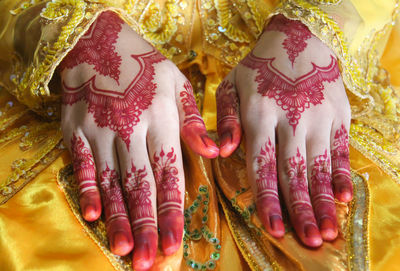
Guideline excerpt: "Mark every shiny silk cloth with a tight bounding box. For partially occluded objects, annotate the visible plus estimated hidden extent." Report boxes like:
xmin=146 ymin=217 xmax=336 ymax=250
xmin=1 ymin=0 xmax=400 ymax=270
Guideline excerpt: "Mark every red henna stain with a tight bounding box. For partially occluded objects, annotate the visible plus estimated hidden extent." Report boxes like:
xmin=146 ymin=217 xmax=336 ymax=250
xmin=310 ymin=150 xmax=335 ymax=211
xmin=70 ymin=134 xmax=97 ymax=195
xmin=179 ymin=80 xmax=204 ymax=127
xmin=151 ymin=147 xmax=182 ymax=215
xmin=331 ymin=124 xmax=351 ymax=181
xmin=124 ymin=163 xmax=156 ymax=230
xmin=99 ymin=165 xmax=129 ymax=228
xmin=62 ymin=50 xmax=166 ymax=149
xmin=59 ymin=11 xmax=123 ymax=83
xmin=255 ymin=138 xmax=279 ymax=203
xmin=266 ymin=15 xmax=312 ymax=66
xmin=287 ymin=148 xmax=313 ymax=216
xmin=241 ymin=53 xmax=340 ymax=135
xmin=216 ymin=80 xmax=239 ymax=126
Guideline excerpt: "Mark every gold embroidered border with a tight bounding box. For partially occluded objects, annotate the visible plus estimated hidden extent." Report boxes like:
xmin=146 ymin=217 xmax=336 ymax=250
xmin=350 ymin=122 xmax=400 ymax=184
xmin=217 ymin=188 xmax=278 ymax=271
xmin=346 ymin=171 xmax=370 ymax=271
xmin=57 ymin=164 xmax=133 ymax=271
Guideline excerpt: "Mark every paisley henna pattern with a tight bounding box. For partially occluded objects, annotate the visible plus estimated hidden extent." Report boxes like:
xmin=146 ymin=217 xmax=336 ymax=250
xmin=216 ymin=80 xmax=239 ymax=126
xmin=99 ymin=165 xmax=129 ymax=229
xmin=310 ymin=150 xmax=335 ymax=211
xmin=59 ymin=11 xmax=123 ymax=83
xmin=70 ymin=134 xmax=97 ymax=196
xmin=255 ymin=138 xmax=279 ymax=203
xmin=266 ymin=15 xmax=312 ymax=66
xmin=287 ymin=149 xmax=313 ymax=217
xmin=151 ymin=148 xmax=182 ymax=215
xmin=331 ymin=124 xmax=352 ymax=185
xmin=124 ymin=163 xmax=156 ymax=230
xmin=179 ymin=80 xmax=204 ymax=126
xmin=241 ymin=53 xmax=340 ymax=135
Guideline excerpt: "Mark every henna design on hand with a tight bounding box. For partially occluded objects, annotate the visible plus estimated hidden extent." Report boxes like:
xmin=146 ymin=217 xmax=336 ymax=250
xmin=59 ymin=11 xmax=123 ymax=83
xmin=216 ymin=80 xmax=239 ymax=126
xmin=62 ymin=50 xmax=165 ymax=150
xmin=310 ymin=150 xmax=335 ymax=212
xmin=61 ymin=11 xmax=166 ymax=150
xmin=241 ymin=54 xmax=340 ymax=135
xmin=99 ymin=165 xmax=130 ymax=231
xmin=124 ymin=164 xmax=156 ymax=231
xmin=287 ymin=149 xmax=313 ymax=217
xmin=265 ymin=15 xmax=312 ymax=66
xmin=179 ymin=80 xmax=205 ymax=127
xmin=255 ymin=138 xmax=279 ymax=203
xmin=331 ymin=124 xmax=351 ymax=182
xmin=70 ymin=134 xmax=97 ymax=196
xmin=151 ymin=148 xmax=182 ymax=215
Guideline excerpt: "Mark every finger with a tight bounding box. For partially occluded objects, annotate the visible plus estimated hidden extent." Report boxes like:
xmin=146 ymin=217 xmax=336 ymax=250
xmin=306 ymin=130 xmax=337 ymax=241
xmin=175 ymin=72 xmax=219 ymax=158
xmin=69 ymin=132 xmax=101 ymax=222
xmin=330 ymin=122 xmax=353 ymax=202
xmin=278 ymin=128 xmax=322 ymax=247
xmin=216 ymin=72 xmax=241 ymax=158
xmin=117 ymin=134 xmax=158 ymax=270
xmin=92 ymin=139 xmax=133 ymax=256
xmin=148 ymin=112 xmax=184 ymax=256
xmin=246 ymin=129 xmax=284 ymax=238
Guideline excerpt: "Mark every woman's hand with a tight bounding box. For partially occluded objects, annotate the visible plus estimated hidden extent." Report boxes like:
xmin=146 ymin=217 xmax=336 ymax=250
xmin=60 ymin=11 xmax=218 ymax=270
xmin=216 ymin=15 xmax=352 ymax=247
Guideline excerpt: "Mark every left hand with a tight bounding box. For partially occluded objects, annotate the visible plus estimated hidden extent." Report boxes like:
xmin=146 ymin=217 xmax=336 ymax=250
xmin=216 ymin=15 xmax=353 ymax=247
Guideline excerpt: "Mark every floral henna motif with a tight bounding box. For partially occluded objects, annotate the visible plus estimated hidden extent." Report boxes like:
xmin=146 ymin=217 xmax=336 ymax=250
xmin=151 ymin=148 xmax=182 ymax=215
xmin=266 ymin=15 xmax=312 ymax=66
xmin=310 ymin=150 xmax=335 ymax=211
xmin=99 ymin=165 xmax=129 ymax=229
xmin=59 ymin=11 xmax=123 ymax=83
xmin=216 ymin=80 xmax=239 ymax=126
xmin=70 ymin=134 xmax=97 ymax=195
xmin=62 ymin=49 xmax=166 ymax=149
xmin=124 ymin=163 xmax=155 ymax=230
xmin=255 ymin=138 xmax=279 ymax=203
xmin=241 ymin=53 xmax=340 ymax=135
xmin=179 ymin=80 xmax=205 ymax=127
xmin=287 ymin=149 xmax=313 ymax=217
xmin=331 ymin=124 xmax=351 ymax=181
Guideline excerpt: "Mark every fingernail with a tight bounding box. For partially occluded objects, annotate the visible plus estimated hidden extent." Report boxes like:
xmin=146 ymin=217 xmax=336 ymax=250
xmin=162 ymin=231 xmax=178 ymax=256
xmin=112 ymin=231 xmax=131 ymax=256
xmin=133 ymin=244 xmax=151 ymax=270
xmin=319 ymin=218 xmax=337 ymax=241
xmin=220 ymin=132 xmax=232 ymax=146
xmin=304 ymin=224 xmax=323 ymax=247
xmin=339 ymin=187 xmax=352 ymax=202
xmin=83 ymin=204 xmax=98 ymax=221
xmin=201 ymin=135 xmax=219 ymax=155
xmin=270 ymin=215 xmax=284 ymax=236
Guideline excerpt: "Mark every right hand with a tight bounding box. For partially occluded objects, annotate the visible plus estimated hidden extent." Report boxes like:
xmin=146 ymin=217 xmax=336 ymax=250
xmin=216 ymin=15 xmax=352 ymax=247
xmin=60 ymin=11 xmax=218 ymax=270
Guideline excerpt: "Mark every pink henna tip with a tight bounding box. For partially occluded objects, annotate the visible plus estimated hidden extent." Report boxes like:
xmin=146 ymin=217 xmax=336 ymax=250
xmin=133 ymin=249 xmax=153 ymax=271
xmin=319 ymin=218 xmax=338 ymax=241
xmin=201 ymin=135 xmax=220 ymax=158
xmin=83 ymin=204 xmax=99 ymax=222
xmin=338 ymin=187 xmax=353 ymax=202
xmin=219 ymin=132 xmax=236 ymax=158
xmin=111 ymin=231 xmax=133 ymax=256
xmin=162 ymin=231 xmax=180 ymax=256
xmin=270 ymin=215 xmax=285 ymax=238
xmin=304 ymin=224 xmax=323 ymax=247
